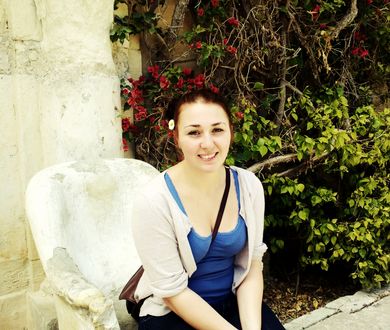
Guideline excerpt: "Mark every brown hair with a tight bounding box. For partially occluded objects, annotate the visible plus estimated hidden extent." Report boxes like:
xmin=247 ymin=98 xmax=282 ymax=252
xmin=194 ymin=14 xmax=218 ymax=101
xmin=166 ymin=89 xmax=232 ymax=127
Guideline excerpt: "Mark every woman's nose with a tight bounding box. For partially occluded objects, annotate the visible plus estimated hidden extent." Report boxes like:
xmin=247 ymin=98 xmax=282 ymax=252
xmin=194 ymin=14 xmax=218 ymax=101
xmin=200 ymin=133 xmax=213 ymax=148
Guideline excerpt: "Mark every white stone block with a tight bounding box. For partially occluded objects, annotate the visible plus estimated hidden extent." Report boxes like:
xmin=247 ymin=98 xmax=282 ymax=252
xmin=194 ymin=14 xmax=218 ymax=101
xmin=0 ymin=290 xmax=27 ymax=329
xmin=26 ymin=290 xmax=58 ymax=330
xmin=5 ymin=0 xmax=42 ymax=41
xmin=40 ymin=75 xmax=122 ymax=165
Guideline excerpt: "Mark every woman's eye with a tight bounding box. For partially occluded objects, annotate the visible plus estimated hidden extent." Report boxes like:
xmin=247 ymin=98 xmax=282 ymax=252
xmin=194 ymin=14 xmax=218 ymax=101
xmin=188 ymin=130 xmax=200 ymax=136
xmin=213 ymin=128 xmax=224 ymax=133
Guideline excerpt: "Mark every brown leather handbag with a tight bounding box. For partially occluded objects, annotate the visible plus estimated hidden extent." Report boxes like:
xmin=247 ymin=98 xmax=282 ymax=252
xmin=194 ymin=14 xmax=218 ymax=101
xmin=119 ymin=166 xmax=231 ymax=321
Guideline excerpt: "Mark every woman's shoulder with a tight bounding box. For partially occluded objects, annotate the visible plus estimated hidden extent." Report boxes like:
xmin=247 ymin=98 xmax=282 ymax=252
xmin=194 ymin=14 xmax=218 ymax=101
xmin=135 ymin=171 xmax=168 ymax=204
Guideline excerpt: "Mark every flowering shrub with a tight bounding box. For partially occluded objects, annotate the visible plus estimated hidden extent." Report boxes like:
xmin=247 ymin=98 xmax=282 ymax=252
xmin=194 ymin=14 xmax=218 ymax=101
xmin=113 ymin=0 xmax=390 ymax=288
xmin=121 ymin=65 xmax=219 ymax=169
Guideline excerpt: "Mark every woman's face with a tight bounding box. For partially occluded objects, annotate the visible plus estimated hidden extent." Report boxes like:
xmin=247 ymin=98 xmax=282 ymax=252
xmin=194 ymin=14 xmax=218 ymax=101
xmin=175 ymin=101 xmax=232 ymax=173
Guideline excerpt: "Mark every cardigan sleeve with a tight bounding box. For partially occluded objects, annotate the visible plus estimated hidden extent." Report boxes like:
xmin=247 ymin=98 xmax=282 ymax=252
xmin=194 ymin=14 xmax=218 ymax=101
xmin=251 ymin=176 xmax=268 ymax=261
xmin=131 ymin=192 xmax=188 ymax=298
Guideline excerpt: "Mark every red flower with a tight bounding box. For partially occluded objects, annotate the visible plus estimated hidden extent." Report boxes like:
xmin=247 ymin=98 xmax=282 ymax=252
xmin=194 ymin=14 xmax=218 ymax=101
xmin=122 ymin=118 xmax=130 ymax=132
xmin=351 ymin=47 xmax=360 ymax=56
xmin=227 ymin=45 xmax=237 ymax=55
xmin=235 ymin=112 xmax=244 ymax=120
xmin=153 ymin=125 xmax=161 ymax=132
xmin=354 ymin=31 xmax=367 ymax=42
xmin=176 ymin=77 xmax=185 ymax=89
xmin=311 ymin=5 xmax=321 ymax=21
xmin=147 ymin=64 xmax=160 ymax=79
xmin=183 ymin=67 xmax=192 ymax=75
xmin=194 ymin=74 xmax=205 ymax=88
xmin=359 ymin=49 xmax=369 ymax=58
xmin=319 ymin=24 xmax=327 ymax=30
xmin=122 ymin=88 xmax=130 ymax=95
xmin=223 ymin=38 xmax=229 ymax=45
xmin=227 ymin=17 xmax=239 ymax=27
xmin=197 ymin=8 xmax=204 ymax=16
xmin=366 ymin=0 xmax=373 ymax=4
xmin=211 ymin=0 xmax=219 ymax=7
xmin=159 ymin=75 xmax=170 ymax=90
xmin=195 ymin=41 xmax=202 ymax=49
xmin=209 ymin=84 xmax=219 ymax=94
xmin=122 ymin=138 xmax=129 ymax=152
xmin=160 ymin=119 xmax=168 ymax=128
xmin=135 ymin=112 xmax=147 ymax=121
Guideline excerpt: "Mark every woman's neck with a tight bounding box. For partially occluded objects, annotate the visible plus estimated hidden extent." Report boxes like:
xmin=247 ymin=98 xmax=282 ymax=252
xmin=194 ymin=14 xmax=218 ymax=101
xmin=172 ymin=161 xmax=226 ymax=194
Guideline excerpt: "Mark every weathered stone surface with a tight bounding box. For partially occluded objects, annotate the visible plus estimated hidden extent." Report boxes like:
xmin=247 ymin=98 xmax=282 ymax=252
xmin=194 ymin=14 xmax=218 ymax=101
xmin=5 ymin=0 xmax=42 ymax=40
xmin=28 ymin=259 xmax=45 ymax=291
xmin=0 ymin=259 xmax=29 ymax=296
xmin=326 ymin=290 xmax=377 ymax=313
xmin=306 ymin=295 xmax=390 ymax=330
xmin=26 ymin=290 xmax=58 ymax=330
xmin=0 ymin=290 xmax=27 ymax=330
xmin=284 ymin=307 xmax=339 ymax=330
xmin=26 ymin=159 xmax=159 ymax=327
xmin=47 ymin=247 xmax=119 ymax=329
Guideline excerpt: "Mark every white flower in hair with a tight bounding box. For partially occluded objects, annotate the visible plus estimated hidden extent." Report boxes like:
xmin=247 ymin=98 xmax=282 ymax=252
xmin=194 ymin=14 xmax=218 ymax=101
xmin=168 ymin=119 xmax=175 ymax=130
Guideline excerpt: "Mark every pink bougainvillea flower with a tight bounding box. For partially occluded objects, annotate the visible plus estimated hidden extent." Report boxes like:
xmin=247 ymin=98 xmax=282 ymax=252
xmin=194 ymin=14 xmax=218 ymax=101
xmin=183 ymin=67 xmax=192 ymax=75
xmin=176 ymin=77 xmax=185 ymax=89
xmin=227 ymin=17 xmax=239 ymax=27
xmin=359 ymin=49 xmax=369 ymax=58
xmin=227 ymin=45 xmax=237 ymax=55
xmin=122 ymin=138 xmax=129 ymax=152
xmin=211 ymin=0 xmax=219 ymax=8
xmin=134 ymin=112 xmax=147 ymax=121
xmin=197 ymin=8 xmax=204 ymax=16
xmin=122 ymin=88 xmax=130 ymax=95
xmin=351 ymin=47 xmax=360 ymax=56
xmin=235 ymin=112 xmax=244 ymax=120
xmin=159 ymin=75 xmax=170 ymax=90
xmin=122 ymin=118 xmax=130 ymax=132
xmin=147 ymin=64 xmax=160 ymax=79
xmin=194 ymin=74 xmax=205 ymax=88
xmin=209 ymin=84 xmax=219 ymax=94
xmin=195 ymin=41 xmax=202 ymax=49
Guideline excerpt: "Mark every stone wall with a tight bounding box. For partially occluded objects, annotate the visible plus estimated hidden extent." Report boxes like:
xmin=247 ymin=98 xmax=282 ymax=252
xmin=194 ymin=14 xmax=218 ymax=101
xmin=0 ymin=0 xmax=127 ymax=328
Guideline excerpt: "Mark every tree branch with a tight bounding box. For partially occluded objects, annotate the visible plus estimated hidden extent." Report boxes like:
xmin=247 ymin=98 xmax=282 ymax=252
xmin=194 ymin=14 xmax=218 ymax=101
xmin=330 ymin=0 xmax=358 ymax=40
xmin=167 ymin=0 xmax=190 ymax=48
xmin=247 ymin=153 xmax=298 ymax=173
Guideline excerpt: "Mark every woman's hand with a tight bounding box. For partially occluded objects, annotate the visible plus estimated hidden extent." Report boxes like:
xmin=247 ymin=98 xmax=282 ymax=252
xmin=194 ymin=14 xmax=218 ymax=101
xmin=236 ymin=259 xmax=264 ymax=330
xmin=163 ymin=288 xmax=237 ymax=330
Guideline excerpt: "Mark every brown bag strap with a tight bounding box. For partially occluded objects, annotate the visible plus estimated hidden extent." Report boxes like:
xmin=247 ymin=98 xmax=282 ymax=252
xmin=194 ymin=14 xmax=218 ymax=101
xmin=211 ymin=166 xmax=231 ymax=243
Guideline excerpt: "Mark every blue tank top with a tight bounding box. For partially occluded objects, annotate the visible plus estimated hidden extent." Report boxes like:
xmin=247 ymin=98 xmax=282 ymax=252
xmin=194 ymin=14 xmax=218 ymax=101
xmin=164 ymin=169 xmax=247 ymax=303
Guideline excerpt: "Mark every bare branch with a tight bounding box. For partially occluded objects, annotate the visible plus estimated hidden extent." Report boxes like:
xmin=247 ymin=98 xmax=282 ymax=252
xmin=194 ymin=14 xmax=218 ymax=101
xmin=247 ymin=153 xmax=298 ymax=173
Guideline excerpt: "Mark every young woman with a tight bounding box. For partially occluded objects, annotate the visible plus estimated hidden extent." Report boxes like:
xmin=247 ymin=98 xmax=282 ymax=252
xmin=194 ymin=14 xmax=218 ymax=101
xmin=131 ymin=89 xmax=285 ymax=329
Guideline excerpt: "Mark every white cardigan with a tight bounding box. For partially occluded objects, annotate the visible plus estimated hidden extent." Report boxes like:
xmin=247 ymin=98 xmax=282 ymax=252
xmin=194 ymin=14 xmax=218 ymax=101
xmin=131 ymin=166 xmax=268 ymax=317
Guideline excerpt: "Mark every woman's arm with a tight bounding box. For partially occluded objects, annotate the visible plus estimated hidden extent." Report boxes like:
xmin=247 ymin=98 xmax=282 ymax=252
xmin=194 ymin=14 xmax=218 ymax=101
xmin=163 ymin=288 xmax=237 ymax=330
xmin=236 ymin=259 xmax=264 ymax=330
